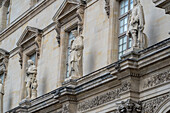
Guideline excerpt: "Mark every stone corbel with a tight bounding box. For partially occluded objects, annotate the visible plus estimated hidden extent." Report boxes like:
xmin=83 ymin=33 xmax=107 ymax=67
xmin=105 ymin=0 xmax=110 ymax=18
xmin=77 ymin=5 xmax=85 ymax=35
xmin=55 ymin=21 xmax=61 ymax=47
xmin=18 ymin=47 xmax=23 ymax=68
xmin=35 ymin=33 xmax=42 ymax=59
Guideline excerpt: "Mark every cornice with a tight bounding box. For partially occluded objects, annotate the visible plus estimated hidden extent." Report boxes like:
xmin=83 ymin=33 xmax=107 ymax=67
xmin=0 ymin=0 xmax=57 ymax=42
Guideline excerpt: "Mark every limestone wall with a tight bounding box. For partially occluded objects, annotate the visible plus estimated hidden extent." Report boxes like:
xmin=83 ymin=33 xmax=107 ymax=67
xmin=0 ymin=0 xmax=169 ymax=112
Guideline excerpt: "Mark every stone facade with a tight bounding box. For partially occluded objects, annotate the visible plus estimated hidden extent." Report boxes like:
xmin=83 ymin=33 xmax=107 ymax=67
xmin=0 ymin=0 xmax=169 ymax=113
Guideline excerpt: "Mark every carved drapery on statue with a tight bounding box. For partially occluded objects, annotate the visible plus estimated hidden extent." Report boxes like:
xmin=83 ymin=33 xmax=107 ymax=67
xmin=126 ymin=0 xmax=147 ymax=51
xmin=25 ymin=59 xmax=38 ymax=100
xmin=68 ymin=29 xmax=84 ymax=80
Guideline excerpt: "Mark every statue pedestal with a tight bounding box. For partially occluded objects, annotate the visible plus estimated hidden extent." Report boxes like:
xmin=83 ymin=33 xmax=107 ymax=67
xmin=122 ymin=47 xmax=141 ymax=60
xmin=125 ymin=47 xmax=142 ymax=54
xmin=19 ymin=98 xmax=31 ymax=108
xmin=62 ymin=79 xmax=77 ymax=88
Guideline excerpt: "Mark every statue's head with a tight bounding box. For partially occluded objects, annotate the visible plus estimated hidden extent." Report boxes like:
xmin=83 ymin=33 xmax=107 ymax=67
xmin=27 ymin=59 xmax=34 ymax=66
xmin=71 ymin=30 xmax=78 ymax=37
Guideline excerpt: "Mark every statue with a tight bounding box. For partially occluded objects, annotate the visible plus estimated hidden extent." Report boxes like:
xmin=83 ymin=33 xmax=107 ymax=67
xmin=31 ymin=79 xmax=38 ymax=99
xmin=68 ymin=30 xmax=84 ymax=80
xmin=126 ymin=0 xmax=147 ymax=50
xmin=25 ymin=60 xmax=37 ymax=99
xmin=0 ymin=79 xmax=3 ymax=113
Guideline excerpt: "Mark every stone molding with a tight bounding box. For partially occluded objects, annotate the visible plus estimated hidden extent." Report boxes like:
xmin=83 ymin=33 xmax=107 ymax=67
xmin=17 ymin=26 xmax=43 ymax=68
xmin=53 ymin=0 xmax=86 ymax=47
xmin=142 ymin=93 xmax=170 ymax=113
xmin=143 ymin=70 xmax=170 ymax=89
xmin=78 ymin=82 xmax=131 ymax=112
xmin=152 ymin=0 xmax=170 ymax=14
xmin=0 ymin=0 xmax=56 ymax=41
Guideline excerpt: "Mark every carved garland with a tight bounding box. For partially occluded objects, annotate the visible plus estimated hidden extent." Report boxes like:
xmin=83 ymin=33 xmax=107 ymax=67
xmin=142 ymin=93 xmax=170 ymax=113
xmin=143 ymin=70 xmax=170 ymax=89
xmin=78 ymin=82 xmax=131 ymax=112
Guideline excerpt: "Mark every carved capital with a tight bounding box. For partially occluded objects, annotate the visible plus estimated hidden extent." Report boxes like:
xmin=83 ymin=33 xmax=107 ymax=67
xmin=35 ymin=34 xmax=42 ymax=58
xmin=118 ymin=99 xmax=142 ymax=113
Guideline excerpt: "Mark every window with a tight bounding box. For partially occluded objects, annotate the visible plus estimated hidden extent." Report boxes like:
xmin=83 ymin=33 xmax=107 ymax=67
xmin=66 ymin=32 xmax=76 ymax=78
xmin=118 ymin=0 xmax=133 ymax=59
xmin=29 ymin=52 xmax=36 ymax=64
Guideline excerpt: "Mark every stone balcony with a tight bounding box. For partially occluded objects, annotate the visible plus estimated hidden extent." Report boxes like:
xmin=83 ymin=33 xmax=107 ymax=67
xmin=152 ymin=0 xmax=170 ymax=14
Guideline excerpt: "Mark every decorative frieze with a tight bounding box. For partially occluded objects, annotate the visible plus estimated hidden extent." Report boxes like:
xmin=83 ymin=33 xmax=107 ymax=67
xmin=143 ymin=70 xmax=170 ymax=89
xmin=78 ymin=82 xmax=131 ymax=112
xmin=142 ymin=93 xmax=170 ymax=113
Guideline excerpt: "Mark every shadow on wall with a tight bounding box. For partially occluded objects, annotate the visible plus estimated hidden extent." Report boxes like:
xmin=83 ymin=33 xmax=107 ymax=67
xmin=38 ymin=67 xmax=48 ymax=96
xmin=6 ymin=88 xmax=13 ymax=111
xmin=84 ymin=47 xmax=95 ymax=75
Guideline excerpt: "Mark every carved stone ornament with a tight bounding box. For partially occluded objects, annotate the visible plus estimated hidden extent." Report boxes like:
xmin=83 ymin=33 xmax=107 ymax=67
xmin=117 ymin=99 xmax=142 ymax=113
xmin=17 ymin=26 xmax=43 ymax=68
xmin=143 ymin=70 xmax=170 ymax=89
xmin=53 ymin=0 xmax=86 ymax=46
xmin=105 ymin=0 xmax=110 ymax=17
xmin=62 ymin=104 xmax=69 ymax=113
xmin=0 ymin=49 xmax=9 ymax=80
xmin=152 ymin=0 xmax=170 ymax=14
xmin=78 ymin=82 xmax=131 ymax=112
xmin=142 ymin=93 xmax=170 ymax=113
xmin=126 ymin=0 xmax=147 ymax=52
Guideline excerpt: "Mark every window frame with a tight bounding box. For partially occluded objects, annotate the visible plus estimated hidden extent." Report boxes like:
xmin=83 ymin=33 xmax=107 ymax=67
xmin=118 ymin=0 xmax=133 ymax=59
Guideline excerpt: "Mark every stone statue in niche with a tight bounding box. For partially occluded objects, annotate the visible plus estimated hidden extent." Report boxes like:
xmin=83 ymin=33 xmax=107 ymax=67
xmin=0 ymin=79 xmax=4 ymax=113
xmin=68 ymin=30 xmax=84 ymax=80
xmin=25 ymin=60 xmax=38 ymax=99
xmin=126 ymin=0 xmax=147 ymax=50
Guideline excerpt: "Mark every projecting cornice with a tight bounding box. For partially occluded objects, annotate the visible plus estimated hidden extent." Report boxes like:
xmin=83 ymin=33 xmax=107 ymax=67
xmin=0 ymin=0 xmax=56 ymax=42
xmin=152 ymin=0 xmax=170 ymax=14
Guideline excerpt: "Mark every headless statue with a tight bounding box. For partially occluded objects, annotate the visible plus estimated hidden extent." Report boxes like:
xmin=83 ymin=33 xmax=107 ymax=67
xmin=127 ymin=0 xmax=147 ymax=49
